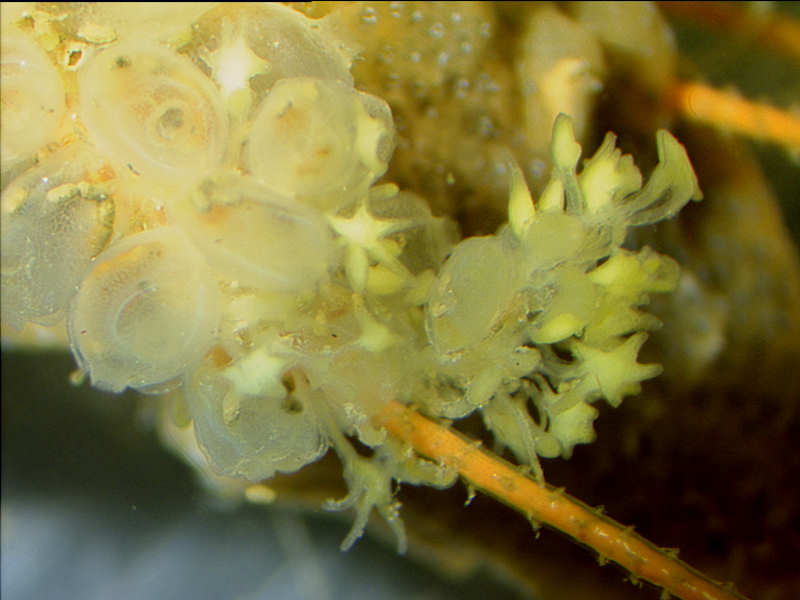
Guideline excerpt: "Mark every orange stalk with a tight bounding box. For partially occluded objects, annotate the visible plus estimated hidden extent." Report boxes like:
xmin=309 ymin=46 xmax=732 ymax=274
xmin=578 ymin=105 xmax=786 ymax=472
xmin=670 ymin=80 xmax=800 ymax=149
xmin=376 ymin=401 xmax=748 ymax=600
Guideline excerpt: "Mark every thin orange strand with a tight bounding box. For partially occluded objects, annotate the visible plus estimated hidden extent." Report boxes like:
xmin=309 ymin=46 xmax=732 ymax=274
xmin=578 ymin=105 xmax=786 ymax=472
xmin=670 ymin=81 xmax=800 ymax=149
xmin=376 ymin=401 xmax=748 ymax=600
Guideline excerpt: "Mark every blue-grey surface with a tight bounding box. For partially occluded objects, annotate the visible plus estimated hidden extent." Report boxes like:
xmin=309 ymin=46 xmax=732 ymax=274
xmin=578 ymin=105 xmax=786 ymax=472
xmin=2 ymin=494 xmax=479 ymax=600
xmin=2 ymin=351 xmax=524 ymax=600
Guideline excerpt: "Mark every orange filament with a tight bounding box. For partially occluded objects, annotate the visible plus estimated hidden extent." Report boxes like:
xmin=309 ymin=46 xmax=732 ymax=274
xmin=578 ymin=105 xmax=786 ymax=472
xmin=377 ymin=401 xmax=748 ymax=600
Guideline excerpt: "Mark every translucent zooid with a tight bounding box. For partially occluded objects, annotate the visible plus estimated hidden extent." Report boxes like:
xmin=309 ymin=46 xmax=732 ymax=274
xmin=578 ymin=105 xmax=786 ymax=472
xmin=1 ymin=1 xmax=702 ymax=562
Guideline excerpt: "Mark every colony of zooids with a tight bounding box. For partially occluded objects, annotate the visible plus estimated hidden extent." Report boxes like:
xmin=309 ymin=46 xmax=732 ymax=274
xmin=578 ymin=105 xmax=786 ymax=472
xmin=5 ymin=3 xmax=797 ymax=599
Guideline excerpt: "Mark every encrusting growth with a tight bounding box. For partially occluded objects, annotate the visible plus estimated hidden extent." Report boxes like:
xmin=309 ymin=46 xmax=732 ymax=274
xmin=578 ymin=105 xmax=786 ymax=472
xmin=2 ymin=4 xmax=744 ymax=599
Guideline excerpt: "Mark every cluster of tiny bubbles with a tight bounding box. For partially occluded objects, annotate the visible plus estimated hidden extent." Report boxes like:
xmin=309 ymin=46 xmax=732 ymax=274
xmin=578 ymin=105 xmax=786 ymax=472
xmin=292 ymin=2 xmax=518 ymax=230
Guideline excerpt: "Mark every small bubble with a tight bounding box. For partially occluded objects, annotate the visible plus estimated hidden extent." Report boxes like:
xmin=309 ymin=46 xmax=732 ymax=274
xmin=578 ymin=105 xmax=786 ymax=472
xmin=384 ymin=72 xmax=400 ymax=89
xmin=479 ymin=21 xmax=492 ymax=38
xmin=383 ymin=74 xmax=399 ymax=89
xmin=529 ymin=159 xmax=546 ymax=179
xmin=477 ymin=115 xmax=494 ymax=137
xmin=410 ymin=9 xmax=422 ymax=23
xmin=409 ymin=50 xmax=421 ymax=64
xmin=477 ymin=72 xmax=500 ymax=94
xmin=377 ymin=44 xmax=394 ymax=64
xmin=361 ymin=6 xmax=378 ymax=24
xmin=437 ymin=51 xmax=450 ymax=66
xmin=429 ymin=22 xmax=444 ymax=38
xmin=455 ymin=77 xmax=470 ymax=99
xmin=450 ymin=12 xmax=463 ymax=24
xmin=460 ymin=41 xmax=473 ymax=54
